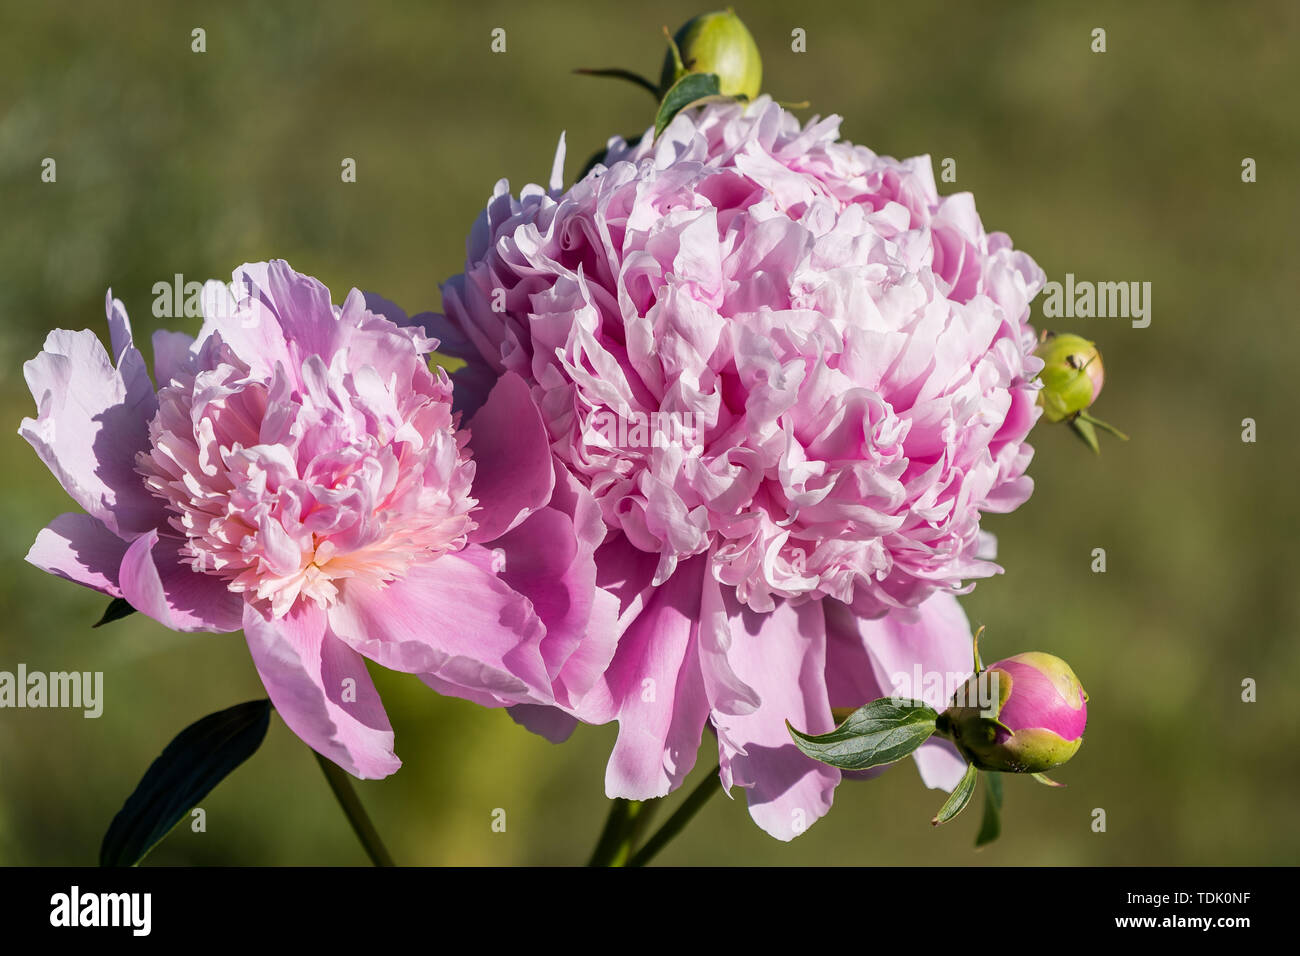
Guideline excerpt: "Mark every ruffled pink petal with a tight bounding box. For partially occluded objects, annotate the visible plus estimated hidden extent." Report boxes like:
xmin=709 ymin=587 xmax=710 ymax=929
xmin=26 ymin=512 xmax=129 ymax=597
xmin=117 ymin=529 xmax=244 ymax=632
xmin=466 ymin=372 xmax=556 ymax=542
xmin=261 ymin=259 xmax=345 ymax=358
xmin=196 ymin=269 xmax=293 ymax=381
xmin=579 ymin=557 xmax=711 ymax=800
xmin=20 ymin=296 xmax=163 ymax=538
xmin=490 ymin=469 xmax=619 ymax=706
xmin=711 ymin=595 xmax=840 ymax=841
xmin=507 ymin=704 xmax=580 ymax=743
xmin=327 ymin=549 xmax=551 ymax=706
xmin=823 ymin=598 xmax=889 ymax=707
xmin=243 ymin=601 xmax=400 ymax=779
xmin=698 ymin=565 xmax=762 ymax=716
xmin=151 ymin=329 xmax=195 ymax=388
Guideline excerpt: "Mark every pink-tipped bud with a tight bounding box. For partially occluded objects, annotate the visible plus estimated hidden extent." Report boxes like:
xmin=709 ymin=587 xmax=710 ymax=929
xmin=939 ymin=652 xmax=1088 ymax=773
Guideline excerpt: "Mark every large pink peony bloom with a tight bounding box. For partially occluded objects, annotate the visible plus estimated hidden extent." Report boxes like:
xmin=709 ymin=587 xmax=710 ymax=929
xmin=22 ymin=260 xmax=614 ymax=778
xmin=440 ymin=97 xmax=1046 ymax=837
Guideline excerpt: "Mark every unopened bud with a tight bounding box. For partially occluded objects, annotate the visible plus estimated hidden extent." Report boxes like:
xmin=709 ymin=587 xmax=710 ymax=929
xmin=939 ymin=652 xmax=1088 ymax=774
xmin=660 ymin=10 xmax=763 ymax=99
xmin=1035 ymin=332 xmax=1104 ymax=423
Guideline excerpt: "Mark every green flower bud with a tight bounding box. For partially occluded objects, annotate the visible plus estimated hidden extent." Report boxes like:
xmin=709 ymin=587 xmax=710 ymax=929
xmin=938 ymin=652 xmax=1088 ymax=774
xmin=660 ymin=9 xmax=763 ymax=99
xmin=1034 ymin=332 xmax=1104 ymax=423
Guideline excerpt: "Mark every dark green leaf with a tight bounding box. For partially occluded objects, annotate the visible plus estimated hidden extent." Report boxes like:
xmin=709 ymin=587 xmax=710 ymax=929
xmin=975 ymin=771 xmax=1004 ymax=847
xmin=932 ymin=762 xmax=978 ymax=826
xmin=93 ymin=597 xmax=135 ymax=628
xmin=654 ymin=72 xmax=722 ymax=138
xmin=100 ymin=699 xmax=272 ymax=866
xmin=788 ymin=697 xmax=938 ymax=771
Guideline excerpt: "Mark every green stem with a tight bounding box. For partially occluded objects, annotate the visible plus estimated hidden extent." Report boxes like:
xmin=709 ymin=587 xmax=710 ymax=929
xmin=626 ymin=798 xmax=660 ymax=854
xmin=587 ymin=798 xmax=639 ymax=866
xmin=573 ymin=68 xmax=662 ymax=99
xmin=315 ymin=752 xmax=395 ymax=867
xmin=627 ymin=764 xmax=722 ymax=867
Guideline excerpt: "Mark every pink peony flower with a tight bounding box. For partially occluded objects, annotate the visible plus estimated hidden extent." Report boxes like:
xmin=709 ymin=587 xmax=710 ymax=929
xmin=439 ymin=97 xmax=1046 ymax=837
xmin=21 ymin=260 xmax=614 ymax=778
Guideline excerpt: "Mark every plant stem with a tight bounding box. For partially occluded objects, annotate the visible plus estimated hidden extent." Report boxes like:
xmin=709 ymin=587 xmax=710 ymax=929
xmin=627 ymin=764 xmax=722 ymax=867
xmin=587 ymin=798 xmax=645 ymax=866
xmin=626 ymin=798 xmax=660 ymax=854
xmin=315 ymin=752 xmax=395 ymax=867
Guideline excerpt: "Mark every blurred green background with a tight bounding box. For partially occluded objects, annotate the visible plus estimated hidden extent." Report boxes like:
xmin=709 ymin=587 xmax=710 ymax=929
xmin=2 ymin=0 xmax=1297 ymax=865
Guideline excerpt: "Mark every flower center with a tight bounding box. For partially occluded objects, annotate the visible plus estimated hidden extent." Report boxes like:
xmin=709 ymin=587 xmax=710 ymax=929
xmin=138 ymin=335 xmax=477 ymax=619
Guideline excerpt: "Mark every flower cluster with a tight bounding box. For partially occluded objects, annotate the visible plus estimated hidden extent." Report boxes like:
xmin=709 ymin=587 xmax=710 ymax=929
xmin=21 ymin=91 xmax=1064 ymax=843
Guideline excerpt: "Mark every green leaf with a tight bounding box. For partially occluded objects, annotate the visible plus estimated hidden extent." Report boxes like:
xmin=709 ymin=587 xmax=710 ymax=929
xmin=1068 ymin=415 xmax=1101 ymax=454
xmin=654 ymin=72 xmax=722 ymax=139
xmin=788 ymin=697 xmax=938 ymax=771
xmin=932 ymin=762 xmax=979 ymax=826
xmin=100 ymin=699 xmax=272 ymax=866
xmin=971 ymin=624 xmax=986 ymax=673
xmin=975 ymin=771 xmax=1004 ymax=847
xmin=1078 ymin=410 xmax=1130 ymax=441
xmin=93 ymin=597 xmax=135 ymax=628
xmin=1031 ymin=771 xmax=1067 ymax=788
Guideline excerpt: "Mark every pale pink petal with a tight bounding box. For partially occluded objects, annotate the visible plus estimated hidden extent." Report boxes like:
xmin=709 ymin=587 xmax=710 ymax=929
xmin=829 ymin=591 xmax=976 ymax=791
xmin=822 ymin=599 xmax=889 ymax=708
xmin=507 ymin=704 xmax=580 ymax=743
xmin=26 ymin=512 xmax=128 ymax=597
xmin=466 ymin=372 xmax=556 ymax=542
xmin=117 ymin=529 xmax=244 ymax=632
xmin=712 ymin=595 xmax=840 ymax=840
xmin=490 ymin=490 xmax=618 ymax=706
xmin=581 ymin=558 xmax=711 ymax=800
xmin=327 ymin=550 xmax=551 ymax=706
xmin=698 ymin=566 xmax=762 ymax=716
xmin=243 ymin=601 xmax=400 ymax=779
xmin=196 ymin=270 xmax=292 ymax=380
xmin=20 ymin=304 xmax=162 ymax=537
xmin=853 ymin=591 xmax=976 ymax=711
xmin=151 ymin=329 xmax=195 ymax=387
xmin=261 ymin=259 xmax=342 ymax=358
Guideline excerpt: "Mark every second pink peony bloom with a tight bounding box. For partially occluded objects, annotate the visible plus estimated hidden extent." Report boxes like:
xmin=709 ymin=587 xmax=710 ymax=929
xmin=22 ymin=260 xmax=614 ymax=777
xmin=438 ymin=96 xmax=1048 ymax=838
